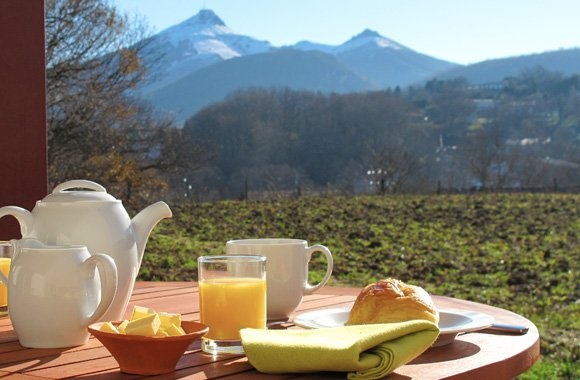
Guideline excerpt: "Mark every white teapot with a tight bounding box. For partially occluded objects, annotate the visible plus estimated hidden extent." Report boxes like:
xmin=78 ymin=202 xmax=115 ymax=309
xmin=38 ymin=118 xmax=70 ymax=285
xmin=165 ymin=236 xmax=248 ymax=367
xmin=0 ymin=180 xmax=172 ymax=321
xmin=0 ymin=239 xmax=118 ymax=348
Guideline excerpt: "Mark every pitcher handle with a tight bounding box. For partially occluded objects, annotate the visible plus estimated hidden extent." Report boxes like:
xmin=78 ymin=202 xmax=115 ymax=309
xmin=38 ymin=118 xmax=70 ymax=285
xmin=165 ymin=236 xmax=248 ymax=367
xmin=303 ymin=244 xmax=334 ymax=295
xmin=82 ymin=253 xmax=118 ymax=325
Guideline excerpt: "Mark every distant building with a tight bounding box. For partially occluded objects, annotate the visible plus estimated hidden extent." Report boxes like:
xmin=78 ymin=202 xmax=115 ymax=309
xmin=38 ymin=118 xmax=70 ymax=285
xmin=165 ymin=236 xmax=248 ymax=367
xmin=468 ymin=82 xmax=503 ymax=91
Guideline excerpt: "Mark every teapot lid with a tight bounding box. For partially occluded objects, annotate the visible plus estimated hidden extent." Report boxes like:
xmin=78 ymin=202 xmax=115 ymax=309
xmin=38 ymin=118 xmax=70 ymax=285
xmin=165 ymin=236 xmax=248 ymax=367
xmin=41 ymin=180 xmax=118 ymax=203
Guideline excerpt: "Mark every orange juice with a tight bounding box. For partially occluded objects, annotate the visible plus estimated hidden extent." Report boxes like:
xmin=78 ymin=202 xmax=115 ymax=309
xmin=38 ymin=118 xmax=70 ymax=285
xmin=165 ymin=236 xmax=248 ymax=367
xmin=199 ymin=277 xmax=266 ymax=340
xmin=0 ymin=258 xmax=10 ymax=307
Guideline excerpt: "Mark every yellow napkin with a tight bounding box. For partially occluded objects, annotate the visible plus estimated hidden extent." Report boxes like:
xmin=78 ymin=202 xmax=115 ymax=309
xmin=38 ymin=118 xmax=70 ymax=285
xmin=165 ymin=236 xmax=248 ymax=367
xmin=241 ymin=320 xmax=439 ymax=379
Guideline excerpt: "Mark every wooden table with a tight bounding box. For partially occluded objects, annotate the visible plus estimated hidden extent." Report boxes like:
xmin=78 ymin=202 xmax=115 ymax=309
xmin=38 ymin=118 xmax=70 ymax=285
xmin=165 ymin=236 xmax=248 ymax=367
xmin=0 ymin=282 xmax=540 ymax=379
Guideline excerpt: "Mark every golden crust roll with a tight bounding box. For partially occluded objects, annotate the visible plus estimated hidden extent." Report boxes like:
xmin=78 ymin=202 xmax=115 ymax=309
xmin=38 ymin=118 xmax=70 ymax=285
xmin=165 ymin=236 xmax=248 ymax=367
xmin=345 ymin=278 xmax=439 ymax=325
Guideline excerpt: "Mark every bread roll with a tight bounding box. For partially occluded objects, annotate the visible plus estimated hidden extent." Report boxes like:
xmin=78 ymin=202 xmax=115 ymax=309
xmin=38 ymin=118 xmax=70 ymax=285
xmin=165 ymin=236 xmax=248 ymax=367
xmin=346 ymin=278 xmax=439 ymax=325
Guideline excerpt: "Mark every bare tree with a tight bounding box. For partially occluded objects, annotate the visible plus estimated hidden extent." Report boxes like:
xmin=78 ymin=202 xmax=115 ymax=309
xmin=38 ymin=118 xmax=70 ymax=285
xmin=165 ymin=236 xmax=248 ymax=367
xmin=45 ymin=0 xmax=211 ymax=205
xmin=46 ymin=0 xmax=149 ymax=182
xmin=460 ymin=119 xmax=520 ymax=190
xmin=366 ymin=145 xmax=422 ymax=195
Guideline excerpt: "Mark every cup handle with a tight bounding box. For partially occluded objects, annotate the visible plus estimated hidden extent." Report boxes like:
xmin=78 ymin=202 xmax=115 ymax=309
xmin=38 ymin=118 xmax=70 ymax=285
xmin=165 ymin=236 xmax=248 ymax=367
xmin=82 ymin=254 xmax=118 ymax=325
xmin=303 ymin=244 xmax=333 ymax=295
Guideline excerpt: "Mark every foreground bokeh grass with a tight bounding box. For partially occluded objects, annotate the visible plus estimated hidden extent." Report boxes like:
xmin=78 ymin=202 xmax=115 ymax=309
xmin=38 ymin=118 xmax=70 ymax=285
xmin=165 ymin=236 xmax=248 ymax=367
xmin=140 ymin=193 xmax=579 ymax=379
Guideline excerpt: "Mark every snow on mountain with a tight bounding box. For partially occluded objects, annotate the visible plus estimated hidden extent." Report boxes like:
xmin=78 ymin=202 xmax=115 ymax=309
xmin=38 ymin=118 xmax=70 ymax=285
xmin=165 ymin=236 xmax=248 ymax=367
xmin=291 ymin=28 xmax=456 ymax=88
xmin=333 ymin=29 xmax=405 ymax=53
xmin=138 ymin=9 xmax=272 ymax=94
xmin=291 ymin=29 xmax=406 ymax=55
xmin=157 ymin=9 xmax=271 ymax=58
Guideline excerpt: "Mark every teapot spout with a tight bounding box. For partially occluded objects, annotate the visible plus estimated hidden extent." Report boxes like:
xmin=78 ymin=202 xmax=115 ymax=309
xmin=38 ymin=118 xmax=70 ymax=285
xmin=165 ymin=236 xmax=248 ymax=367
xmin=132 ymin=201 xmax=172 ymax=267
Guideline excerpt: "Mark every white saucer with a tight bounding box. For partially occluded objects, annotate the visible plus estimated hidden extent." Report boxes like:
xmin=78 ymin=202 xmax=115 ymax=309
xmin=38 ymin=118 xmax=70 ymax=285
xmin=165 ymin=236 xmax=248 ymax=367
xmin=293 ymin=308 xmax=494 ymax=347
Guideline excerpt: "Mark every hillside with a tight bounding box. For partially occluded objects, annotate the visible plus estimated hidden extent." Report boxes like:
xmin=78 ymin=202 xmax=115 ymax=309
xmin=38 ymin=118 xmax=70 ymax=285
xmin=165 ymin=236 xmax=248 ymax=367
xmin=436 ymin=48 xmax=580 ymax=84
xmin=146 ymin=48 xmax=376 ymax=122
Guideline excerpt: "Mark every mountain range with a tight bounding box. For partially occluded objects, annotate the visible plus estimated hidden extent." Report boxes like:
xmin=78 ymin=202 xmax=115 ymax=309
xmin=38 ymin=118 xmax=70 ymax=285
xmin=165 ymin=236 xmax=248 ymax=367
xmin=135 ymin=9 xmax=580 ymax=124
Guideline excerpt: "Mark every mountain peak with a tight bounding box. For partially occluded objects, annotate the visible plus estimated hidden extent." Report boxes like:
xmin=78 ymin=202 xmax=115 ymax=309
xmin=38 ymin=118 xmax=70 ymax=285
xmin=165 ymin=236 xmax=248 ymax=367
xmin=337 ymin=28 xmax=404 ymax=53
xmin=354 ymin=29 xmax=382 ymax=39
xmin=189 ymin=9 xmax=225 ymax=26
xmin=139 ymin=9 xmax=272 ymax=95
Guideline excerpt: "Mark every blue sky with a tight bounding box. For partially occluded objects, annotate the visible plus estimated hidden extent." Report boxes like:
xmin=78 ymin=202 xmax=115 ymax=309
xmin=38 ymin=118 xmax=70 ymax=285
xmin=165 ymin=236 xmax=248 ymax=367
xmin=112 ymin=0 xmax=580 ymax=65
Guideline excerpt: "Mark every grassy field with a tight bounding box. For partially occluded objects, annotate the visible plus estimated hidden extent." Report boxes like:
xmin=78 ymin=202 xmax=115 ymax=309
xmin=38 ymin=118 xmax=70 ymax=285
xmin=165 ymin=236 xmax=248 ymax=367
xmin=140 ymin=193 xmax=579 ymax=379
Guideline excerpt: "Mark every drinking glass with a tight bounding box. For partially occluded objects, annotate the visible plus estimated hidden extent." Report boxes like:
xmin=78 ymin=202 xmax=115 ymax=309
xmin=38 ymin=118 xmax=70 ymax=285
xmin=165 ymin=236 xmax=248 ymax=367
xmin=0 ymin=242 xmax=12 ymax=315
xmin=198 ymin=255 xmax=266 ymax=355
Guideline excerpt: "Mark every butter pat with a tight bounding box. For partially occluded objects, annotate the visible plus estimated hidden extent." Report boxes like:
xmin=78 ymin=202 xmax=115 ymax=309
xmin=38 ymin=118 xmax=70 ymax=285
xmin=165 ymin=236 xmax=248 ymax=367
xmin=164 ymin=323 xmax=186 ymax=336
xmin=124 ymin=313 xmax=161 ymax=336
xmin=117 ymin=320 xmax=129 ymax=334
xmin=104 ymin=306 xmax=186 ymax=338
xmin=158 ymin=311 xmax=181 ymax=330
xmin=130 ymin=305 xmax=157 ymax=321
xmin=100 ymin=321 xmax=120 ymax=334
xmin=155 ymin=329 xmax=170 ymax=337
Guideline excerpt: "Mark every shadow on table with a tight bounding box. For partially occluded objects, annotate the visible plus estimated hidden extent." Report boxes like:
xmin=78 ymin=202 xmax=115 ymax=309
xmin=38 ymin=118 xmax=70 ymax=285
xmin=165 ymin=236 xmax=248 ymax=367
xmin=0 ymin=348 xmax=70 ymax=375
xmin=410 ymin=340 xmax=481 ymax=364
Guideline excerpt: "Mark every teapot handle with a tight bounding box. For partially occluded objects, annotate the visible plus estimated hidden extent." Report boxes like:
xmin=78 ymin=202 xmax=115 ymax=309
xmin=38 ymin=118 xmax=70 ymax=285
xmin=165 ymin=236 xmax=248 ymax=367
xmin=82 ymin=253 xmax=118 ymax=325
xmin=0 ymin=206 xmax=33 ymax=237
xmin=53 ymin=180 xmax=107 ymax=194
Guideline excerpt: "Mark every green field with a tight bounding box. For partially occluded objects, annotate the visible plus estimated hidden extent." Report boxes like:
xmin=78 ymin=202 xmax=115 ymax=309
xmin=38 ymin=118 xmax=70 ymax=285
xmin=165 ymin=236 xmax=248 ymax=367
xmin=140 ymin=193 xmax=579 ymax=379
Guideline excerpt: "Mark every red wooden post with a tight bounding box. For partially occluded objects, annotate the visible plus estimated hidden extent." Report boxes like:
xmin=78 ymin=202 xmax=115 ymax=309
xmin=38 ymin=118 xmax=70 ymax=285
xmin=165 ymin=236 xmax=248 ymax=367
xmin=0 ymin=0 xmax=48 ymax=239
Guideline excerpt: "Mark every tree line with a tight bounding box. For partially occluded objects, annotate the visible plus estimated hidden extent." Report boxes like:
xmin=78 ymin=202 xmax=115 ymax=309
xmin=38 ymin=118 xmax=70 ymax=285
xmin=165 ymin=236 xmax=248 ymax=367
xmin=181 ymin=70 xmax=580 ymax=200
xmin=46 ymin=0 xmax=580 ymax=206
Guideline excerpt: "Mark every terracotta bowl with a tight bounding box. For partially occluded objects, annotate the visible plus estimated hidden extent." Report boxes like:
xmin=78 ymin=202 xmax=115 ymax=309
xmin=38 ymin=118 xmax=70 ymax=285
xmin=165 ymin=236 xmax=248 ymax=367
xmin=88 ymin=320 xmax=209 ymax=375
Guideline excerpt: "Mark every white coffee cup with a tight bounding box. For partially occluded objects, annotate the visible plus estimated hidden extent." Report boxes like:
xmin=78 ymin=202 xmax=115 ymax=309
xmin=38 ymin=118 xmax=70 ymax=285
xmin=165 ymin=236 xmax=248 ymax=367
xmin=226 ymin=238 xmax=333 ymax=320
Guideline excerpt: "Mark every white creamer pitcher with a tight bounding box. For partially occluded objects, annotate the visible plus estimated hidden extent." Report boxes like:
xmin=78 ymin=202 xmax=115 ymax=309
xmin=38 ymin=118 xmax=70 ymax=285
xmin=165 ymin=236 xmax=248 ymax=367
xmin=0 ymin=240 xmax=118 ymax=348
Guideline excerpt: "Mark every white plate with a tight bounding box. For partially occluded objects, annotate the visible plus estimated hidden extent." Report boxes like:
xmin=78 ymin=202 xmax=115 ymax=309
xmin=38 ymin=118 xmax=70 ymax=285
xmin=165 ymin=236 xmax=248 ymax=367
xmin=293 ymin=308 xmax=494 ymax=347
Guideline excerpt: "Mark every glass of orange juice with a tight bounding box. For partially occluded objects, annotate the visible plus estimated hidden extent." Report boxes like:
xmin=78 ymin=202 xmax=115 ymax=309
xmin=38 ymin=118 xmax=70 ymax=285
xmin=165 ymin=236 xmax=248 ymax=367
xmin=198 ymin=255 xmax=266 ymax=355
xmin=0 ymin=242 xmax=12 ymax=314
